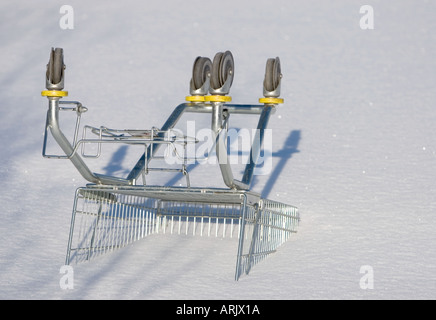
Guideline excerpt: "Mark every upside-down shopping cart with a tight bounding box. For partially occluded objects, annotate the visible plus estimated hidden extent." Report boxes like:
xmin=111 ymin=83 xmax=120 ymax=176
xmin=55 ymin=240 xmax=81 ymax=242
xmin=41 ymin=48 xmax=299 ymax=280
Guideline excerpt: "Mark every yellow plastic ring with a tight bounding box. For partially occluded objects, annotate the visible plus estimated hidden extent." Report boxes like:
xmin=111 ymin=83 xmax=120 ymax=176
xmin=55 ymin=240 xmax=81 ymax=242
xmin=41 ymin=90 xmax=68 ymax=97
xmin=204 ymin=95 xmax=232 ymax=102
xmin=185 ymin=95 xmax=206 ymax=102
xmin=259 ymin=97 xmax=284 ymax=104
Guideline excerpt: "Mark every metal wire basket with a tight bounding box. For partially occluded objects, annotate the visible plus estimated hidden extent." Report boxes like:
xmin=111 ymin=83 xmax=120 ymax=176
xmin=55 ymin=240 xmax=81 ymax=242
xmin=67 ymin=186 xmax=298 ymax=280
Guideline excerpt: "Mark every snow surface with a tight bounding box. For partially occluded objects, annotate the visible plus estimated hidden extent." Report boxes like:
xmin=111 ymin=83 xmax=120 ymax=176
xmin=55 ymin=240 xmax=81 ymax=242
xmin=1 ymin=0 xmax=436 ymax=300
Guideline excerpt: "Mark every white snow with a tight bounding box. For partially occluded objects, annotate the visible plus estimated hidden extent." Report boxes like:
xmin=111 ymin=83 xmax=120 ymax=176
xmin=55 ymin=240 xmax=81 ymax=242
xmin=1 ymin=0 xmax=436 ymax=300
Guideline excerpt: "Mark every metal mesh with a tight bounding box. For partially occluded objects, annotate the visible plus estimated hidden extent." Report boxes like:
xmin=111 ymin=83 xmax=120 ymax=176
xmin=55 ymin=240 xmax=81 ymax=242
xmin=235 ymin=199 xmax=300 ymax=279
xmin=66 ymin=187 xmax=299 ymax=280
xmin=157 ymin=201 xmax=242 ymax=238
xmin=66 ymin=189 xmax=245 ymax=264
xmin=66 ymin=190 xmax=159 ymax=264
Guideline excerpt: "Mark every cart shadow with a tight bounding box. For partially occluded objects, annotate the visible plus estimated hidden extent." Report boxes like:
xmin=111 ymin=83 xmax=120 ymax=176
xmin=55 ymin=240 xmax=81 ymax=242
xmin=102 ymin=145 xmax=130 ymax=176
xmin=102 ymin=130 xmax=301 ymax=194
xmin=251 ymin=130 xmax=301 ymax=198
xmin=162 ymin=130 xmax=301 ymax=197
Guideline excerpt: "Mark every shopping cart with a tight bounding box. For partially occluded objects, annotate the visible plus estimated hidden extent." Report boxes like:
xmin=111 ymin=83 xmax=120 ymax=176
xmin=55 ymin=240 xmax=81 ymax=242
xmin=42 ymin=48 xmax=299 ymax=280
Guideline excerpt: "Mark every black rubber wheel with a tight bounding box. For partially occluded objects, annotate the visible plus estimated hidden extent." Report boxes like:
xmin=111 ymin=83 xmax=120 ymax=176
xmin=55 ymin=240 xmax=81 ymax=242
xmin=210 ymin=51 xmax=234 ymax=89
xmin=47 ymin=47 xmax=64 ymax=85
xmin=211 ymin=52 xmax=223 ymax=89
xmin=264 ymin=57 xmax=281 ymax=92
xmin=264 ymin=58 xmax=275 ymax=92
xmin=192 ymin=56 xmax=212 ymax=90
xmin=273 ymin=57 xmax=281 ymax=89
xmin=219 ymin=51 xmax=234 ymax=87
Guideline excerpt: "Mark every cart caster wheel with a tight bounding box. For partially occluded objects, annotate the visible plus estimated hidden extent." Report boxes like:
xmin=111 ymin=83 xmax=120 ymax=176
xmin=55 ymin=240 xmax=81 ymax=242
xmin=210 ymin=50 xmax=234 ymax=92
xmin=192 ymin=56 xmax=212 ymax=91
xmin=264 ymin=57 xmax=281 ymax=94
xmin=46 ymin=47 xmax=65 ymax=90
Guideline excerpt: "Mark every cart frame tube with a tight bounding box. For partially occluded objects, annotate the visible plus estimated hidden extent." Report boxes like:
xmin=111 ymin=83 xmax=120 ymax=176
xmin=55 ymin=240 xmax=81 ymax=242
xmin=46 ymin=99 xmax=273 ymax=189
xmin=127 ymin=102 xmax=274 ymax=190
xmin=46 ymin=97 xmax=131 ymax=185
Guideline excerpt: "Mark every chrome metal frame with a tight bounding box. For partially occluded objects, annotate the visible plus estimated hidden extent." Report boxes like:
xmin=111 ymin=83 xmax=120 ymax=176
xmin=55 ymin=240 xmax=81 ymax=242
xmin=43 ymin=98 xmax=276 ymax=190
